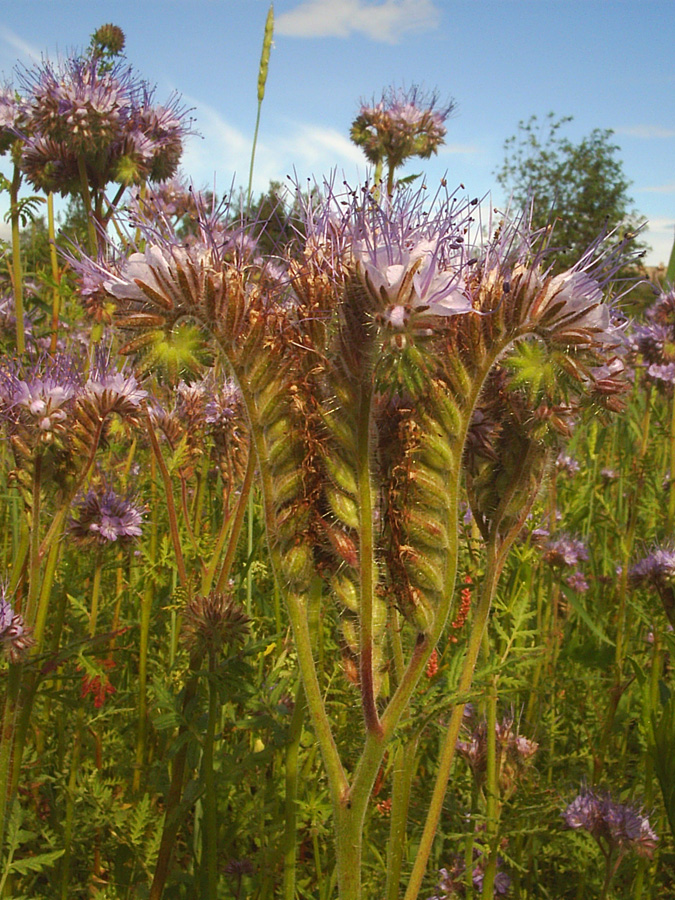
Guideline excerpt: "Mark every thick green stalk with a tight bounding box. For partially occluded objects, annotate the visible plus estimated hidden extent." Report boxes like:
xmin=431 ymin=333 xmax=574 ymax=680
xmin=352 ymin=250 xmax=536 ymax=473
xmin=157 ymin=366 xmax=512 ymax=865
xmin=134 ymin=454 xmax=157 ymax=794
xmin=32 ymin=531 xmax=63 ymax=652
xmin=88 ymin=553 xmax=103 ymax=636
xmin=403 ymin=541 xmax=504 ymax=900
xmin=481 ymin=671 xmax=499 ymax=900
xmin=236 ymin=377 xmax=348 ymax=808
xmin=385 ymin=737 xmax=419 ymax=900
xmin=25 ymin=457 xmax=42 ymax=627
xmin=145 ymin=416 xmax=189 ymax=589
xmin=201 ymin=653 xmax=219 ymax=899
xmin=148 ymin=658 xmax=202 ymax=900
xmin=356 ymin=381 xmax=381 ymax=735
xmin=283 ymin=680 xmax=307 ymax=900
xmin=76 ymin=155 xmax=98 ymax=255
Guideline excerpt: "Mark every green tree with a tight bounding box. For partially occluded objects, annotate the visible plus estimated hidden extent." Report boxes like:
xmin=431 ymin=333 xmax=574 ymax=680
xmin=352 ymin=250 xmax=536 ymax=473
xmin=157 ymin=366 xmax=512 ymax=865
xmin=495 ymin=113 xmax=646 ymax=272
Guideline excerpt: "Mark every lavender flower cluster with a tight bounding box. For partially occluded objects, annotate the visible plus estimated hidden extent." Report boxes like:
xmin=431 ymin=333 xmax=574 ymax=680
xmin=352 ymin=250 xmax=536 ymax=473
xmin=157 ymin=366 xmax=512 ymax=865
xmin=563 ymin=789 xmax=658 ymax=859
xmin=428 ymin=851 xmax=510 ymax=899
xmin=69 ymin=488 xmax=143 ymax=546
xmin=2 ymin=45 xmax=191 ymax=195
xmin=629 ymin=286 xmax=675 ymax=391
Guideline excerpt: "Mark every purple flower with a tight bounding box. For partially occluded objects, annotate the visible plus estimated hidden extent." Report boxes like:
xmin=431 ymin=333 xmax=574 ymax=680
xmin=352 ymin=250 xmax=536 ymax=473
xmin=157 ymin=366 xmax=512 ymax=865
xmin=565 ymin=570 xmax=589 ymax=592
xmin=428 ymin=849 xmax=511 ymax=899
xmin=69 ymin=488 xmax=144 ymax=546
xmin=84 ymin=350 xmax=148 ymax=418
xmin=0 ymin=587 xmax=34 ymax=662
xmin=555 ymin=452 xmax=580 ymax=476
xmin=563 ymin=789 xmax=658 ymax=859
xmin=205 ymin=379 xmax=241 ymax=427
xmin=0 ymin=354 xmax=82 ymax=444
xmin=0 ymin=83 xmax=28 ymax=154
xmin=629 ymin=546 xmax=675 ymax=626
xmin=629 ymin=547 xmax=675 ymax=590
xmin=351 ymin=85 xmax=454 ymax=169
xmin=302 ymin=180 xmax=476 ymax=330
xmin=17 ymin=54 xmax=191 ymax=194
xmin=543 ymin=534 xmax=589 ymax=568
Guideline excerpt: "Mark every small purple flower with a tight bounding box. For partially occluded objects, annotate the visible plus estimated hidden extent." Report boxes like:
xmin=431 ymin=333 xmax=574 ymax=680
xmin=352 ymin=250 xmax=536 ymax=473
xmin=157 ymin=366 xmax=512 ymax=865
xmin=646 ymin=362 xmax=675 ymax=386
xmin=543 ymin=534 xmax=589 ymax=568
xmin=629 ymin=547 xmax=675 ymax=590
xmin=629 ymin=546 xmax=675 ymax=626
xmin=69 ymin=488 xmax=144 ymax=546
xmin=565 ymin=570 xmax=589 ymax=593
xmin=563 ymin=789 xmax=658 ymax=859
xmin=555 ymin=452 xmax=580 ymax=476
xmin=85 ymin=351 xmax=148 ymax=418
xmin=0 ymin=83 xmax=27 ymax=154
xmin=205 ymin=379 xmax=241 ymax=427
xmin=0 ymin=588 xmax=34 ymax=662
xmin=0 ymin=355 xmax=82 ymax=444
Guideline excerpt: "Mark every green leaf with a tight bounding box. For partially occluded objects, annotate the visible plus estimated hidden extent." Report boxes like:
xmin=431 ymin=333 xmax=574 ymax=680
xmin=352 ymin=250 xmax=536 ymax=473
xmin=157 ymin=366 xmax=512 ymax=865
xmin=560 ymin=584 xmax=613 ymax=645
xmin=9 ymin=849 xmax=65 ymax=875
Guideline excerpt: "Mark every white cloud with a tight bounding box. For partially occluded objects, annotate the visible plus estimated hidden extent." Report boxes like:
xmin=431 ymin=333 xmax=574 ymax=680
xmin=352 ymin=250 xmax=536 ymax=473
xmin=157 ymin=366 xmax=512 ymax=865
xmin=638 ymin=183 xmax=675 ymax=194
xmin=0 ymin=26 xmax=42 ymax=67
xmin=618 ymin=125 xmax=675 ymax=139
xmin=279 ymin=123 xmax=365 ymax=169
xmin=180 ymin=97 xmax=366 ymax=196
xmin=276 ymin=0 xmax=441 ymax=44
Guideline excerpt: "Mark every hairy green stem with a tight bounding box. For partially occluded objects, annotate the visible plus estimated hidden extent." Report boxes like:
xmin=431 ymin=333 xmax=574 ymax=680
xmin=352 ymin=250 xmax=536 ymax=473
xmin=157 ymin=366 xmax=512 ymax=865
xmin=403 ymin=539 xmax=506 ymax=900
xmin=283 ymin=680 xmax=307 ymax=900
xmin=481 ymin=671 xmax=499 ymax=900
xmin=134 ymin=453 xmax=157 ymax=794
xmin=201 ymin=652 xmax=219 ymax=899
xmin=148 ymin=656 xmax=202 ymax=900
xmin=385 ymin=737 xmax=419 ymax=900
xmin=145 ymin=414 xmax=189 ymax=589
xmin=356 ymin=381 xmax=380 ymax=735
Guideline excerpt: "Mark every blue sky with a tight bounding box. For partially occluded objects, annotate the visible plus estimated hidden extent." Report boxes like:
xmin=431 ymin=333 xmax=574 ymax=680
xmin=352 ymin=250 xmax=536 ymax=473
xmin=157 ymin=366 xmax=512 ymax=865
xmin=1 ymin=0 xmax=674 ymax=265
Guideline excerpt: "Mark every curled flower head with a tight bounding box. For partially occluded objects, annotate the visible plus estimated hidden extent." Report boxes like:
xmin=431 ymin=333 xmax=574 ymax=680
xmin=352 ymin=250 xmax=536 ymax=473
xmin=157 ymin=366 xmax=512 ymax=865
xmin=21 ymin=56 xmax=130 ymax=154
xmin=0 ymin=587 xmax=34 ymax=663
xmin=630 ymin=547 xmax=675 ymax=585
xmin=0 ymin=83 xmax=28 ymax=154
xmin=351 ymin=85 xmax=454 ymax=171
xmin=181 ymin=591 xmax=249 ymax=658
xmin=563 ymin=789 xmax=658 ymax=859
xmin=456 ymin=712 xmax=538 ymax=796
xmin=17 ymin=54 xmax=191 ymax=194
xmin=428 ymin=849 xmax=510 ymax=899
xmin=301 ymin=180 xmax=476 ymax=333
xmin=0 ymin=354 xmax=82 ymax=446
xmin=629 ymin=545 xmax=675 ymax=627
xmin=69 ymin=488 xmax=144 ymax=547
xmin=84 ymin=349 xmax=148 ymax=419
